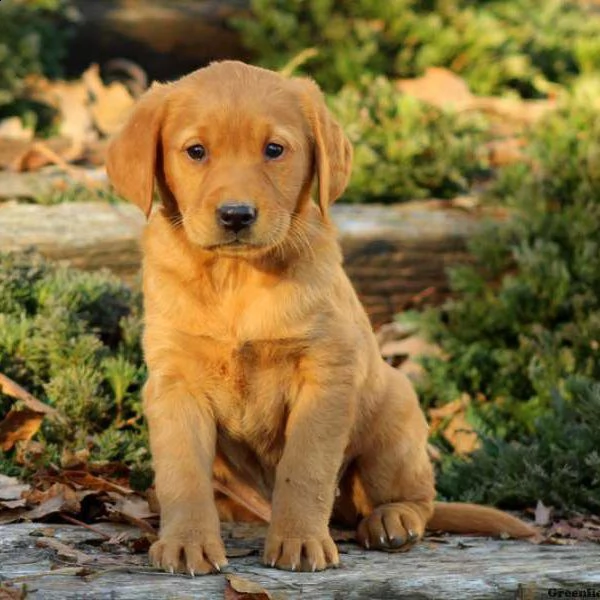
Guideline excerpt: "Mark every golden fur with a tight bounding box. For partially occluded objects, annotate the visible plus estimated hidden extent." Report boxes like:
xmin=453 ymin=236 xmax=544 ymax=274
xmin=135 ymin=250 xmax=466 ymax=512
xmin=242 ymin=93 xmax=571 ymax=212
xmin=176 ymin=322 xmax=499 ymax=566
xmin=106 ymin=60 xmax=534 ymax=575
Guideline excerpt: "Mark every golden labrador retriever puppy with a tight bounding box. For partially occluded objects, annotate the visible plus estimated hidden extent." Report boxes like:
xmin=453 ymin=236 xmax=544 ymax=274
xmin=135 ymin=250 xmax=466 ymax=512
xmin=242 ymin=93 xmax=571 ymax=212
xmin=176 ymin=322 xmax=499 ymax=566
xmin=107 ymin=61 xmax=534 ymax=575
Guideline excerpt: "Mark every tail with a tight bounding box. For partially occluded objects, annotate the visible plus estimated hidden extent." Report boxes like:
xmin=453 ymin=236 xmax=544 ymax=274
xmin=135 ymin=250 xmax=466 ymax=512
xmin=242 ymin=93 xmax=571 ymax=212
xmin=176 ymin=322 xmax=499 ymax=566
xmin=428 ymin=502 xmax=535 ymax=538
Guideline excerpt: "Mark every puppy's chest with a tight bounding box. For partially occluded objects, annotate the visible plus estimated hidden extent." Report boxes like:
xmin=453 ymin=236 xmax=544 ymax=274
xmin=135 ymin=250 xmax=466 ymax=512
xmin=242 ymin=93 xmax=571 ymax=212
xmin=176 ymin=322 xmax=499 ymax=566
xmin=207 ymin=338 xmax=304 ymax=456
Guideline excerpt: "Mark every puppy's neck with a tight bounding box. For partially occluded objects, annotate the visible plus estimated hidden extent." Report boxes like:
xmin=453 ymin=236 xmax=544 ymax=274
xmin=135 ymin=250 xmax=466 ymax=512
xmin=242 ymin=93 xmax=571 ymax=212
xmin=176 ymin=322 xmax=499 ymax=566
xmin=142 ymin=206 xmax=343 ymax=341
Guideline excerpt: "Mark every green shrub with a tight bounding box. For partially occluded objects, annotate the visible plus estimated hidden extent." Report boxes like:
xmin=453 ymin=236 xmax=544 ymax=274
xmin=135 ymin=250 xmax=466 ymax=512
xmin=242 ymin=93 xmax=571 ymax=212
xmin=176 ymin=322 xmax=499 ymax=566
xmin=413 ymin=97 xmax=600 ymax=510
xmin=0 ymin=251 xmax=148 ymax=483
xmin=436 ymin=379 xmax=600 ymax=513
xmin=332 ymin=77 xmax=491 ymax=202
xmin=419 ymin=98 xmax=600 ymax=431
xmin=234 ymin=0 xmax=600 ymax=97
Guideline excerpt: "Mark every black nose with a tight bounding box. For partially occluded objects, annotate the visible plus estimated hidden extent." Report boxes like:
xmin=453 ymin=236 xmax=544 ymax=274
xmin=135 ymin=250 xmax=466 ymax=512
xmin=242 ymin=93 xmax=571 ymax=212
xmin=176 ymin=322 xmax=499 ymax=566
xmin=217 ymin=203 xmax=258 ymax=233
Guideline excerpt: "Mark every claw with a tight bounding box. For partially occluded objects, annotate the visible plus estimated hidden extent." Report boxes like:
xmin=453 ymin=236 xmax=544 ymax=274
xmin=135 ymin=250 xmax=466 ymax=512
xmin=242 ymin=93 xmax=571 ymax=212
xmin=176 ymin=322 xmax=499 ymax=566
xmin=271 ymin=559 xmax=276 ymax=568
xmin=379 ymin=535 xmax=386 ymax=546
xmin=291 ymin=563 xmax=296 ymax=572
xmin=364 ymin=539 xmax=370 ymax=550
xmin=311 ymin=562 xmax=317 ymax=572
xmin=169 ymin=566 xmax=174 ymax=575
xmin=189 ymin=569 xmax=195 ymax=578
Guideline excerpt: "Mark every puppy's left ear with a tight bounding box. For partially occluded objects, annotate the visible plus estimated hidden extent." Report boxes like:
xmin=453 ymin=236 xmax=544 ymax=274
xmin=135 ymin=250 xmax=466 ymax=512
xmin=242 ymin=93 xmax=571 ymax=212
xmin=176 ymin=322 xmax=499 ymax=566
xmin=294 ymin=78 xmax=353 ymax=218
xmin=106 ymin=82 xmax=170 ymax=218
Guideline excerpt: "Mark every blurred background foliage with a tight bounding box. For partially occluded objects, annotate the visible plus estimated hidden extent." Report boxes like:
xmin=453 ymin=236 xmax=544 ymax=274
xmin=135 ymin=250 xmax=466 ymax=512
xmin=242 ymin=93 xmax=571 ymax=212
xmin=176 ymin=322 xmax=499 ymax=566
xmin=235 ymin=0 xmax=600 ymax=97
xmin=0 ymin=0 xmax=599 ymax=512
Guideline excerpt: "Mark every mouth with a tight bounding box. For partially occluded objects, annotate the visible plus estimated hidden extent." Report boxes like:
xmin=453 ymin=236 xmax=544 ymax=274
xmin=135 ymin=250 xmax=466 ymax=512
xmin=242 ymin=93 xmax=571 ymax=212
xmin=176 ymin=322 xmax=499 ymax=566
xmin=206 ymin=238 xmax=263 ymax=252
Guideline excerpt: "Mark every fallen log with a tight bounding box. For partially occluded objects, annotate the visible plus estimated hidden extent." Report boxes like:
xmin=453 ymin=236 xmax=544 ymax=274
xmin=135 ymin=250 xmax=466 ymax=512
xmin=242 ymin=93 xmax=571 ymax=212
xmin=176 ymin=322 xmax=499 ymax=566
xmin=0 ymin=199 xmax=490 ymax=326
xmin=67 ymin=0 xmax=250 ymax=81
xmin=1 ymin=522 xmax=599 ymax=599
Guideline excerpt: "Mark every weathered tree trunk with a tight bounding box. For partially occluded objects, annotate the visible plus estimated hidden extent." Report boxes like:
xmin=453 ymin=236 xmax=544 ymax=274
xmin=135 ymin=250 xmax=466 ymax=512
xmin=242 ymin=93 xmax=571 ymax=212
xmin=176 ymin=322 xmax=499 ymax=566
xmin=0 ymin=199 xmax=488 ymax=326
xmin=67 ymin=0 xmax=250 ymax=81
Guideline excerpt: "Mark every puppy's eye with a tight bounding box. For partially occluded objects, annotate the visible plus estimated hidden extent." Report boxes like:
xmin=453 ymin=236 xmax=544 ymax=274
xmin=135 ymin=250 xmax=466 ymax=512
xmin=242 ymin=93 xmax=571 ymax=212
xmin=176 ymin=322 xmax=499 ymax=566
xmin=264 ymin=142 xmax=284 ymax=160
xmin=186 ymin=144 xmax=206 ymax=162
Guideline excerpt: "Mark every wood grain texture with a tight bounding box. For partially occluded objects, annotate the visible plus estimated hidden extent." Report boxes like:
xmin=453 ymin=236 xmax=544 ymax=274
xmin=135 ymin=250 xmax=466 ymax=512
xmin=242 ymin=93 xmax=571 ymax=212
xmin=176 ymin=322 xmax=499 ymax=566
xmin=1 ymin=523 xmax=599 ymax=599
xmin=0 ymin=199 xmax=485 ymax=324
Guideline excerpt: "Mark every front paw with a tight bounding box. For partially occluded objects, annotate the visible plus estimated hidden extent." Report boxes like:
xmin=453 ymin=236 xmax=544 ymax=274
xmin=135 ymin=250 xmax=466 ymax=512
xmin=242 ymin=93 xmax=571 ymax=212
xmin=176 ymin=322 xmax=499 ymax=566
xmin=150 ymin=526 xmax=227 ymax=575
xmin=263 ymin=528 xmax=339 ymax=572
xmin=357 ymin=502 xmax=426 ymax=552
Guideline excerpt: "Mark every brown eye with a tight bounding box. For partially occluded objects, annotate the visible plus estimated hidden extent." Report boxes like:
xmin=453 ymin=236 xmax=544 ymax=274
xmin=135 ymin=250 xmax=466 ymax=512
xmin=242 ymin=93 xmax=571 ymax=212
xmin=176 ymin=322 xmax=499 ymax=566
xmin=264 ymin=142 xmax=284 ymax=160
xmin=186 ymin=144 xmax=206 ymax=161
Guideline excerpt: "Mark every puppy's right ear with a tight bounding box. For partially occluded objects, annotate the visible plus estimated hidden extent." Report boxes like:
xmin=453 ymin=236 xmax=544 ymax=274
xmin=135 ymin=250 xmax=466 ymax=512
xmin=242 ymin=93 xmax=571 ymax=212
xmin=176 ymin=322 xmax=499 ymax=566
xmin=106 ymin=83 xmax=170 ymax=218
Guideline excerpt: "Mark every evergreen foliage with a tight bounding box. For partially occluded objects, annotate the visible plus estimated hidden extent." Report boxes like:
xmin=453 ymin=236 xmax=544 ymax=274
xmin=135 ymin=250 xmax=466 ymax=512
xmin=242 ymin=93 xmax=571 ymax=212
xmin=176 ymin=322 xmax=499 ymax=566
xmin=436 ymin=379 xmax=600 ymax=512
xmin=331 ymin=77 xmax=491 ymax=202
xmin=413 ymin=99 xmax=600 ymax=510
xmin=234 ymin=0 xmax=600 ymax=97
xmin=0 ymin=251 xmax=149 ymax=487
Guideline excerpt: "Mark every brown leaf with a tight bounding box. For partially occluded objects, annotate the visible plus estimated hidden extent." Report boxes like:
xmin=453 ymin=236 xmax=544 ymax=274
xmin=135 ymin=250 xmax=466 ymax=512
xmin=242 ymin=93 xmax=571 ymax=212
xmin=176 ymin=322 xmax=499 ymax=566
xmin=82 ymin=65 xmax=135 ymax=136
xmin=25 ymin=73 xmax=96 ymax=143
xmin=397 ymin=68 xmax=474 ymax=109
xmin=534 ymin=500 xmax=552 ymax=526
xmin=225 ymin=575 xmax=272 ymax=600
xmin=60 ymin=447 xmax=90 ymax=470
xmin=62 ymin=470 xmax=133 ymax=495
xmin=547 ymin=519 xmax=600 ymax=543
xmin=0 ymin=372 xmax=59 ymax=417
xmin=0 ymin=117 xmax=34 ymax=141
xmin=0 ymin=499 xmax=27 ymax=510
xmin=0 ymin=509 xmax=27 ymax=524
xmin=0 ymin=474 xmax=30 ymax=501
xmin=428 ymin=396 xmax=480 ymax=455
xmin=24 ymin=483 xmax=80 ymax=520
xmin=0 ymin=409 xmax=44 ymax=451
xmin=106 ymin=495 xmax=157 ymax=535
xmin=11 ymin=140 xmax=76 ymax=172
xmin=0 ymin=582 xmax=26 ymax=600
xmin=213 ymin=462 xmax=272 ymax=523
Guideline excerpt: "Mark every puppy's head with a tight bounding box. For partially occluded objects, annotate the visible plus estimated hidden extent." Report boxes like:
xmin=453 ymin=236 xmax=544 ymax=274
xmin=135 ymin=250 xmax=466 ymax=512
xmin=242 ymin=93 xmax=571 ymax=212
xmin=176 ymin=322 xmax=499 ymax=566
xmin=106 ymin=61 xmax=352 ymax=255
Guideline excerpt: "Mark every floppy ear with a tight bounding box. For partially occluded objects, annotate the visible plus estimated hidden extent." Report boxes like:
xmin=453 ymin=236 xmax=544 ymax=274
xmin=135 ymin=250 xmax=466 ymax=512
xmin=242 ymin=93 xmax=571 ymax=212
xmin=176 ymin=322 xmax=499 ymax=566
xmin=105 ymin=83 xmax=170 ymax=218
xmin=294 ymin=78 xmax=353 ymax=217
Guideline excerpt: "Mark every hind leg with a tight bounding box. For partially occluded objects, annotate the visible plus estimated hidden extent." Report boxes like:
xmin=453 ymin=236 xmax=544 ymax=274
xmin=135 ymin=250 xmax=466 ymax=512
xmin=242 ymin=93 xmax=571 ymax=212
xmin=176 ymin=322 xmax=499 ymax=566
xmin=354 ymin=367 xmax=435 ymax=552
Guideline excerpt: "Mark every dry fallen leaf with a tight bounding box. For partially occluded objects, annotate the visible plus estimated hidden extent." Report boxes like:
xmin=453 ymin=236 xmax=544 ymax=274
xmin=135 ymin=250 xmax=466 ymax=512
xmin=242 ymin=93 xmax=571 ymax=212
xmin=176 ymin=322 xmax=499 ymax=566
xmin=83 ymin=64 xmax=135 ymax=136
xmin=225 ymin=575 xmax=272 ymax=600
xmin=0 ymin=372 xmax=59 ymax=417
xmin=0 ymin=474 xmax=30 ymax=501
xmin=0 ymin=117 xmax=34 ymax=141
xmin=24 ymin=483 xmax=81 ymax=520
xmin=213 ymin=458 xmax=272 ymax=523
xmin=429 ymin=396 xmax=480 ymax=455
xmin=106 ymin=495 xmax=157 ymax=535
xmin=397 ymin=68 xmax=474 ymax=109
xmin=0 ymin=582 xmax=26 ymax=600
xmin=0 ymin=408 xmax=45 ymax=451
xmin=25 ymin=73 xmax=95 ymax=143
